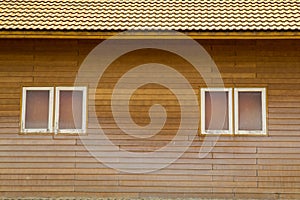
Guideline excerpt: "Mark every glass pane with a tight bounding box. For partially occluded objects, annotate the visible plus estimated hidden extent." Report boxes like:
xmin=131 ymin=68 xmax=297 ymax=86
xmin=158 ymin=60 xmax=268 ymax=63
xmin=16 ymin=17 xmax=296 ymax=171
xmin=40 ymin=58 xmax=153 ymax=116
xmin=205 ymin=91 xmax=229 ymax=130
xmin=59 ymin=90 xmax=83 ymax=129
xmin=25 ymin=90 xmax=49 ymax=129
xmin=238 ymin=92 xmax=262 ymax=130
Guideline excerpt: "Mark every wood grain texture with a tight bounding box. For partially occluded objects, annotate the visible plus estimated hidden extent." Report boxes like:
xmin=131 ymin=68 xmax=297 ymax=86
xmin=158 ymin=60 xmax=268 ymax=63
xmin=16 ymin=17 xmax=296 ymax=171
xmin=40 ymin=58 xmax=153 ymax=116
xmin=0 ymin=39 xmax=298 ymax=198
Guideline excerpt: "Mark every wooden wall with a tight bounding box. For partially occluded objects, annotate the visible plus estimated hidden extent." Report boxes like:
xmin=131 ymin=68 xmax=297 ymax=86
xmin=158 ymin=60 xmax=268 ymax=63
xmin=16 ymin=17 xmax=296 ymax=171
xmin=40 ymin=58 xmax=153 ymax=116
xmin=0 ymin=38 xmax=299 ymax=199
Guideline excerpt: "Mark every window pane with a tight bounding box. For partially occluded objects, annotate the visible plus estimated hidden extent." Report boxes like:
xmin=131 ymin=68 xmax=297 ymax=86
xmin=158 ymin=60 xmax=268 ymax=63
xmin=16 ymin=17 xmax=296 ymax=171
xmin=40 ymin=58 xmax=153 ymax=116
xmin=25 ymin=90 xmax=49 ymax=129
xmin=238 ymin=92 xmax=262 ymax=130
xmin=59 ymin=90 xmax=83 ymax=129
xmin=205 ymin=91 xmax=229 ymax=130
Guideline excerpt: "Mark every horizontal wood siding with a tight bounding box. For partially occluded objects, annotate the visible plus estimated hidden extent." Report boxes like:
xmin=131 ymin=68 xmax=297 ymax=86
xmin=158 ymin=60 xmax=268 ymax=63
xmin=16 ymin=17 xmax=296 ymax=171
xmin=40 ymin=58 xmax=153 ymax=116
xmin=0 ymin=39 xmax=299 ymax=199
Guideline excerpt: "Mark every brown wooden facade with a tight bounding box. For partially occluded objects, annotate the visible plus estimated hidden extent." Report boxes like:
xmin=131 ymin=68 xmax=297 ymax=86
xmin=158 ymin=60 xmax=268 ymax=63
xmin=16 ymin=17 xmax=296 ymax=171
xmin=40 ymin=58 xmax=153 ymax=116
xmin=0 ymin=38 xmax=299 ymax=199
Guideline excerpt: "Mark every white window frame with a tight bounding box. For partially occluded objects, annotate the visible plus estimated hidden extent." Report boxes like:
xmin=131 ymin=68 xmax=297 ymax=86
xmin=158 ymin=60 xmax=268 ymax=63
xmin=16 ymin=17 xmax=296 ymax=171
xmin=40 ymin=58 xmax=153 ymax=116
xmin=234 ymin=88 xmax=267 ymax=135
xmin=201 ymin=88 xmax=233 ymax=134
xmin=21 ymin=87 xmax=54 ymax=133
xmin=54 ymin=86 xmax=87 ymax=134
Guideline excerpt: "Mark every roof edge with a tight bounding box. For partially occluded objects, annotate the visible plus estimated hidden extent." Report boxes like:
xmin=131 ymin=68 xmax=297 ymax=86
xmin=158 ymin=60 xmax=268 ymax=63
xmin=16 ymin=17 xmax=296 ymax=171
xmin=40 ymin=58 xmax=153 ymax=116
xmin=0 ymin=31 xmax=299 ymax=39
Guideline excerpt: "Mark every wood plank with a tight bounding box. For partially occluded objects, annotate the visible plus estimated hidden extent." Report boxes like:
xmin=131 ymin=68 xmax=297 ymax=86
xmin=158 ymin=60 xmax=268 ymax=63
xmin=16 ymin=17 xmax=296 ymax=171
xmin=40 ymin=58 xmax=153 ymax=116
xmin=74 ymin=186 xmax=212 ymax=193
xmin=0 ymin=163 xmax=75 ymax=169
xmin=0 ymin=180 xmax=75 ymax=186
xmin=258 ymin=147 xmax=300 ymax=154
xmin=0 ymin=174 xmax=75 ymax=180
xmin=0 ymin=186 xmax=74 ymax=192
xmin=0 ymin=168 xmax=117 ymax=175
xmin=75 ymin=174 xmax=212 ymax=181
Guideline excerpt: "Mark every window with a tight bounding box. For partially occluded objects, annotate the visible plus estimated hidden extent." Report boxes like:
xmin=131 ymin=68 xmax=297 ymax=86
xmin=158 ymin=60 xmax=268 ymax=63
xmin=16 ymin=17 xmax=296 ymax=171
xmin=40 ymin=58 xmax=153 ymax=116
xmin=201 ymin=88 xmax=233 ymax=134
xmin=234 ymin=88 xmax=266 ymax=135
xmin=21 ymin=86 xmax=87 ymax=134
xmin=55 ymin=87 xmax=87 ymax=134
xmin=21 ymin=87 xmax=54 ymax=133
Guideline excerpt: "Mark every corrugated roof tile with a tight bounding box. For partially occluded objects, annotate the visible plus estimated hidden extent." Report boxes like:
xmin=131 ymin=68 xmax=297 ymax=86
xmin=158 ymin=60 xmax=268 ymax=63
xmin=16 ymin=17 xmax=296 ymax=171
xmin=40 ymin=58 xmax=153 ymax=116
xmin=0 ymin=0 xmax=299 ymax=31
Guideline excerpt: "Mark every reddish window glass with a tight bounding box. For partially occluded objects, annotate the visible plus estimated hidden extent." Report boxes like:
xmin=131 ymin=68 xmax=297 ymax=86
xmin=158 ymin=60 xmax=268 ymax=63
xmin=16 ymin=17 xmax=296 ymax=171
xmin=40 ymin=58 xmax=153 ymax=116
xmin=25 ymin=90 xmax=49 ymax=129
xmin=58 ymin=90 xmax=83 ymax=129
xmin=238 ymin=92 xmax=262 ymax=130
xmin=205 ymin=91 xmax=229 ymax=130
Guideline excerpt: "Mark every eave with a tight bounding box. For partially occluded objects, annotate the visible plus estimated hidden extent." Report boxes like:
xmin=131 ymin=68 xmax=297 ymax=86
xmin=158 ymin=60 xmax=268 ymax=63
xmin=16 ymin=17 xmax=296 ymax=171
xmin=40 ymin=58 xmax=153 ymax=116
xmin=0 ymin=31 xmax=299 ymax=39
